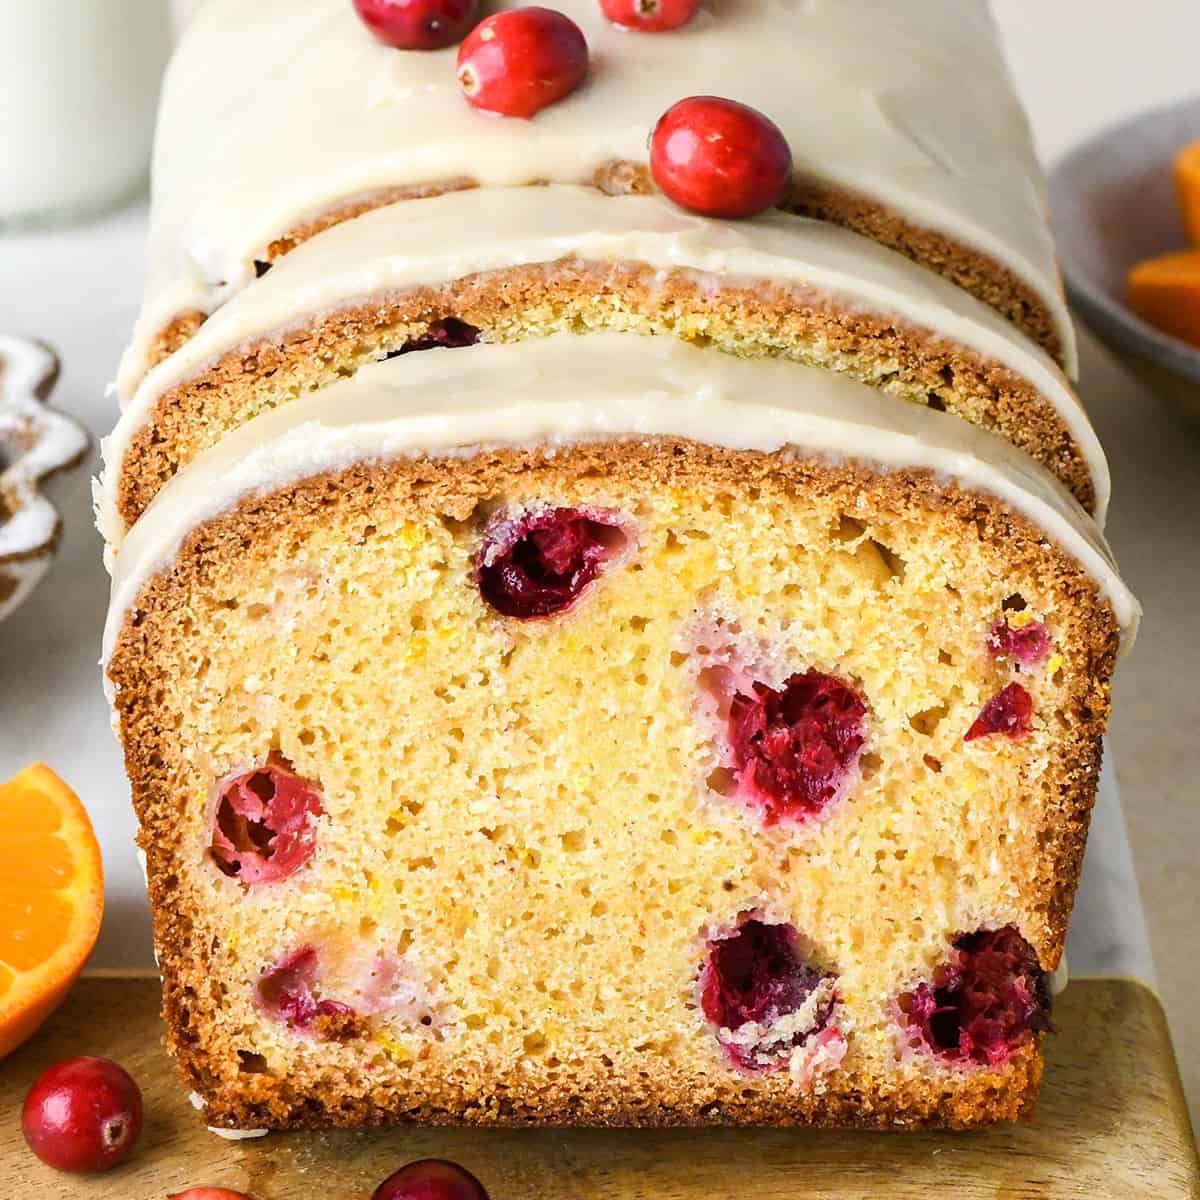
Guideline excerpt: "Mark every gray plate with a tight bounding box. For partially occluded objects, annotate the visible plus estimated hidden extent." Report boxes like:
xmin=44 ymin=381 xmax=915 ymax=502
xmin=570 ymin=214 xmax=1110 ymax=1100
xmin=1050 ymin=95 xmax=1200 ymax=384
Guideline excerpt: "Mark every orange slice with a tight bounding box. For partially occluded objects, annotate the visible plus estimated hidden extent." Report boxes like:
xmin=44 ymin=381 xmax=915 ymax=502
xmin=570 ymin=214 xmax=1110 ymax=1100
xmin=1128 ymin=248 xmax=1200 ymax=349
xmin=0 ymin=764 xmax=103 ymax=1059
xmin=1175 ymin=139 xmax=1200 ymax=245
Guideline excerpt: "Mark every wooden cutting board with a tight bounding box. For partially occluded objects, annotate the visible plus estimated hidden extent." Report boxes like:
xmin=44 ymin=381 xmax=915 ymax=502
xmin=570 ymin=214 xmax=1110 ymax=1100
xmin=1 ymin=976 xmax=1196 ymax=1199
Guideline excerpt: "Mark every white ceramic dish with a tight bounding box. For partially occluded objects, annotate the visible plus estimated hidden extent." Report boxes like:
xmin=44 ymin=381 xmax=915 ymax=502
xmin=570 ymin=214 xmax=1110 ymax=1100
xmin=0 ymin=335 xmax=89 ymax=622
xmin=1049 ymin=96 xmax=1200 ymax=385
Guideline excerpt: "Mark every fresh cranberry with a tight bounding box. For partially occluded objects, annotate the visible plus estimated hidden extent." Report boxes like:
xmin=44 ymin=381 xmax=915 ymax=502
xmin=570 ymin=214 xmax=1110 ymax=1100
xmin=22 ymin=1057 xmax=143 ymax=1174
xmin=477 ymin=506 xmax=629 ymax=618
xmin=700 ymin=919 xmax=836 ymax=1071
xmin=726 ymin=671 xmax=866 ymax=825
xmin=986 ymin=616 xmax=1051 ymax=666
xmin=649 ymin=95 xmax=792 ymax=219
xmin=353 ymin=0 xmax=480 ymax=50
xmin=169 ymin=1191 xmax=257 ymax=1200
xmin=256 ymin=946 xmax=355 ymax=1030
xmin=373 ymin=1158 xmax=490 ymax=1200
xmin=210 ymin=756 xmax=323 ymax=885
xmin=901 ymin=926 xmax=1050 ymax=1067
xmin=457 ymin=8 xmax=588 ymax=118
xmin=599 ymin=0 xmax=699 ymax=32
xmin=389 ymin=317 xmax=481 ymax=357
xmin=964 ymin=681 xmax=1033 ymax=742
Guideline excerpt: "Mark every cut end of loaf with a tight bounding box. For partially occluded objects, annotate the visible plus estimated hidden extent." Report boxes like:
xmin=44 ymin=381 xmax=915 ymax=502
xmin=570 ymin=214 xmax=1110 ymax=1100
xmin=107 ymin=441 xmax=1116 ymax=1130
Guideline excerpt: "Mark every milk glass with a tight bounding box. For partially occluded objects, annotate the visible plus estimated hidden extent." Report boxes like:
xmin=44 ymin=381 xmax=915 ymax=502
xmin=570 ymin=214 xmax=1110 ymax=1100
xmin=0 ymin=0 xmax=171 ymax=227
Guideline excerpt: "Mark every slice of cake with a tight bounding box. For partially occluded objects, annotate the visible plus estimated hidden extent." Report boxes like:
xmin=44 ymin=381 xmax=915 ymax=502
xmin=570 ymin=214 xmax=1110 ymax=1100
xmin=103 ymin=335 xmax=1136 ymax=1131
xmin=119 ymin=0 xmax=1074 ymax=395
xmin=99 ymin=186 xmax=1103 ymax=546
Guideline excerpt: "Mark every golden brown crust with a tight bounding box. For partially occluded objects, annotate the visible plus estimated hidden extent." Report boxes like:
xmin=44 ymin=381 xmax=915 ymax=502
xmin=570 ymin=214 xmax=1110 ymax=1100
xmin=786 ymin=178 xmax=1066 ymax=369
xmin=144 ymin=309 xmax=208 ymax=374
xmin=107 ymin=439 xmax=1117 ymax=1131
xmin=113 ymin=258 xmax=1095 ymax=533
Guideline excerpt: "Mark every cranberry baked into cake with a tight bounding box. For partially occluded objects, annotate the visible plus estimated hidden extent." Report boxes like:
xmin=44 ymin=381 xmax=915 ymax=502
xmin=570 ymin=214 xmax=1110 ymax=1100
xmin=101 ymin=0 xmax=1138 ymax=1132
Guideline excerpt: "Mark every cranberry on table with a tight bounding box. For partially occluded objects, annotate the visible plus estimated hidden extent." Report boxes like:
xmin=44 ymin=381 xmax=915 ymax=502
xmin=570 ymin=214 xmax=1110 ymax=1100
xmin=457 ymin=8 xmax=588 ymax=118
xmin=600 ymin=0 xmax=699 ymax=32
xmin=373 ymin=1157 xmax=490 ymax=1200
xmin=649 ymin=95 xmax=792 ymax=219
xmin=169 ymin=1191 xmax=258 ymax=1200
xmin=22 ymin=1056 xmax=143 ymax=1174
xmin=352 ymin=0 xmax=480 ymax=50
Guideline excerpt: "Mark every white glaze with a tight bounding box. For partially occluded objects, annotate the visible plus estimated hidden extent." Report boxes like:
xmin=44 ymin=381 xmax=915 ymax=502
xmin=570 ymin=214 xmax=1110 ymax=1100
xmin=117 ymin=0 xmax=1076 ymax=396
xmin=101 ymin=186 xmax=1106 ymax=548
xmin=206 ymin=1125 xmax=270 ymax=1140
xmin=1049 ymin=952 xmax=1070 ymax=997
xmin=103 ymin=334 xmax=1138 ymax=676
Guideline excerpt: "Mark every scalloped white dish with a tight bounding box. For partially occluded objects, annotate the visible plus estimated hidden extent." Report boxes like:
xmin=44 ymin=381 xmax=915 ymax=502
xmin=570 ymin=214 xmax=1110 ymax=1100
xmin=0 ymin=335 xmax=89 ymax=623
xmin=1049 ymin=96 xmax=1200 ymax=387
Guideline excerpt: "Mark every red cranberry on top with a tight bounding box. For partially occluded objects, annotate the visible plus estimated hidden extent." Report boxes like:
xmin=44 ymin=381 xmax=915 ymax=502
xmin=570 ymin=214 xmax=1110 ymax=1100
xmin=600 ymin=0 xmax=699 ymax=33
xmin=353 ymin=0 xmax=480 ymax=51
xmin=457 ymin=8 xmax=589 ymax=118
xmin=22 ymin=1057 xmax=143 ymax=1174
xmin=650 ymin=95 xmax=792 ymax=219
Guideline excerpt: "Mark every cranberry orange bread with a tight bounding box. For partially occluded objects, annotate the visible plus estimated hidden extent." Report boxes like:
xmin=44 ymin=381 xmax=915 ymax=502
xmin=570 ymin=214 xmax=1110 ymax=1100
xmin=100 ymin=187 xmax=1104 ymax=544
xmin=118 ymin=0 xmax=1076 ymax=396
xmin=103 ymin=336 xmax=1137 ymax=1130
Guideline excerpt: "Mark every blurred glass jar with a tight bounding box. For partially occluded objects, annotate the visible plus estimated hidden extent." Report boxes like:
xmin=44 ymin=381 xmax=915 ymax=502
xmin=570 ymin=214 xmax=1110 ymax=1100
xmin=0 ymin=0 xmax=171 ymax=227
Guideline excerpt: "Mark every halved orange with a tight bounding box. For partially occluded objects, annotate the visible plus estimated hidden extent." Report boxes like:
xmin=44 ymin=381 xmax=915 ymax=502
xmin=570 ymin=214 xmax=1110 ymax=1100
xmin=0 ymin=764 xmax=103 ymax=1059
xmin=1175 ymin=139 xmax=1200 ymax=246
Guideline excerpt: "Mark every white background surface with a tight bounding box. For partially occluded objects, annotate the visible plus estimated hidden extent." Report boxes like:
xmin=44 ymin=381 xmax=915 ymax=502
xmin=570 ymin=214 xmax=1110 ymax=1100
xmin=0 ymin=0 xmax=1196 ymax=1117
